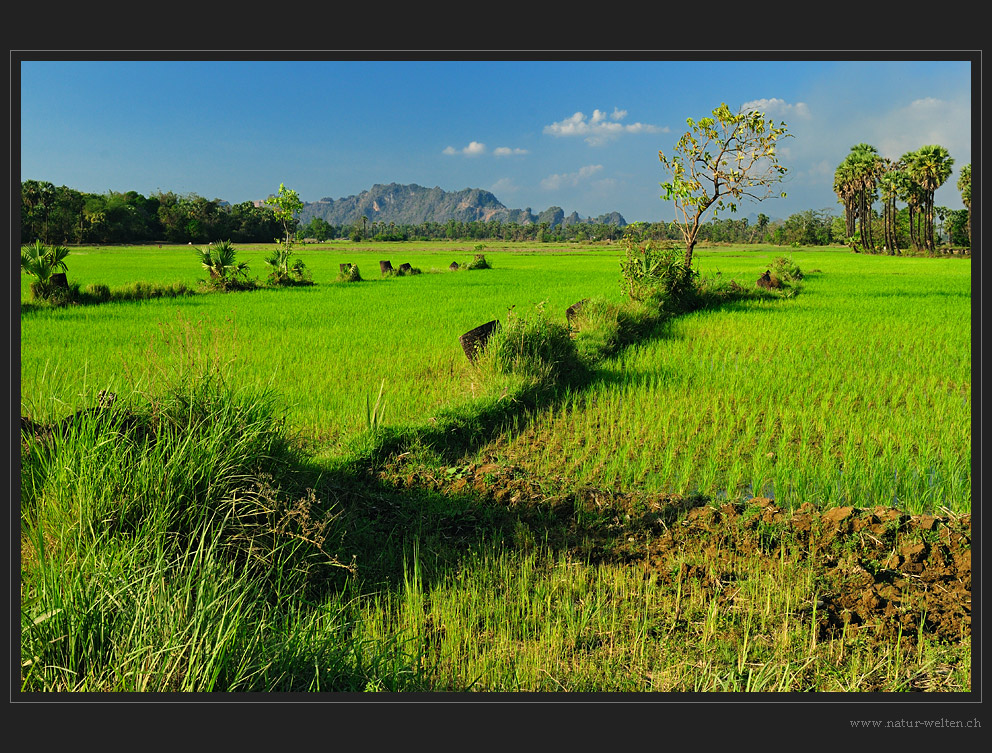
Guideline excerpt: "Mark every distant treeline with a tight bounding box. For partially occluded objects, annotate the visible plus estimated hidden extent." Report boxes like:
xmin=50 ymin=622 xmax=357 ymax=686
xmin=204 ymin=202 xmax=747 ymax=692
xmin=21 ymin=180 xmax=969 ymax=248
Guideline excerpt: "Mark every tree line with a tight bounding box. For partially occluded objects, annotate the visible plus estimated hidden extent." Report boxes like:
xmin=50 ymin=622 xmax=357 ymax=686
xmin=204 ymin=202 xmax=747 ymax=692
xmin=20 ymin=181 xmax=286 ymax=246
xmin=21 ymin=178 xmax=969 ymax=249
xmin=833 ymin=144 xmax=970 ymax=254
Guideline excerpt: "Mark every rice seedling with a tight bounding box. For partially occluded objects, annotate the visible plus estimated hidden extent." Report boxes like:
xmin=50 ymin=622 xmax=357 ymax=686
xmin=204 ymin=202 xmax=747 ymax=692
xmin=473 ymin=247 xmax=970 ymax=515
xmin=19 ymin=241 xmax=971 ymax=693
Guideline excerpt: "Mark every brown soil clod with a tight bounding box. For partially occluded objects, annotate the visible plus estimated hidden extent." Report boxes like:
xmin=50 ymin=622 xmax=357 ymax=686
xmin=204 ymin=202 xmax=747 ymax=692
xmin=378 ymin=456 xmax=971 ymax=652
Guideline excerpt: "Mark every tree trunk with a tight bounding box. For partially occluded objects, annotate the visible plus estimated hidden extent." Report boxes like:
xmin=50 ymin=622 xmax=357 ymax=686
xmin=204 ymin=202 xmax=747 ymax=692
xmin=683 ymin=240 xmax=696 ymax=269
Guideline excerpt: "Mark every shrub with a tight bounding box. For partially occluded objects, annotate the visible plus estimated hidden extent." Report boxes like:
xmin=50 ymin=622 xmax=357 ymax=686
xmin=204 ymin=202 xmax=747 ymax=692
xmin=265 ymin=243 xmax=314 ymax=286
xmin=337 ymin=263 xmax=362 ymax=282
xmin=619 ymin=231 xmax=698 ymax=312
xmin=290 ymin=258 xmax=313 ymax=284
xmin=474 ymin=302 xmax=584 ymax=391
xmin=197 ymin=240 xmax=257 ymax=292
xmin=20 ymin=241 xmax=71 ymax=302
xmin=771 ymin=256 xmax=804 ymax=283
xmin=466 ymin=254 xmax=492 ymax=270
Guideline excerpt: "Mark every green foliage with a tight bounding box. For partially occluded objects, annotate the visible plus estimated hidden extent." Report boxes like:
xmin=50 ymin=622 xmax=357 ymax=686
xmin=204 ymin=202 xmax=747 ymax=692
xmin=197 ymin=240 xmax=256 ymax=291
xmin=337 ymin=263 xmax=362 ymax=282
xmin=20 ymin=240 xmax=71 ymax=301
xmin=474 ymin=303 xmax=584 ymax=390
xmin=20 ymin=315 xmax=358 ymax=690
xmin=619 ymin=229 xmax=698 ymax=311
xmin=264 ymin=242 xmax=313 ymax=286
xmin=465 ymin=254 xmax=492 ymax=270
xmin=70 ymin=281 xmax=196 ymax=306
xmin=659 ymin=102 xmax=791 ymax=267
xmin=570 ymin=297 xmax=663 ymax=363
xmin=85 ymin=283 xmax=112 ymax=303
xmin=264 ymin=183 xmax=305 ymax=246
xmin=771 ymin=256 xmax=803 ymax=283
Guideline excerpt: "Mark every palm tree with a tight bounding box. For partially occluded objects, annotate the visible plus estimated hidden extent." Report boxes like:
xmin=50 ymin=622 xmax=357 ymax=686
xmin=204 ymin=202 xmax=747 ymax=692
xmin=20 ymin=240 xmax=70 ymax=299
xmin=833 ymin=158 xmax=858 ymax=243
xmin=852 ymin=144 xmax=882 ymax=252
xmin=835 ymin=144 xmax=881 ymax=251
xmin=956 ymin=163 xmax=971 ymax=247
xmin=877 ymin=158 xmax=905 ymax=254
xmin=197 ymin=239 xmax=250 ymax=290
xmin=903 ymin=146 xmax=954 ymax=253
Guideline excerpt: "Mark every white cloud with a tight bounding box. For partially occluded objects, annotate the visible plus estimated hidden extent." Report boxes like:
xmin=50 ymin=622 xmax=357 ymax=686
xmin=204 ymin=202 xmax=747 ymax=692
xmin=543 ymin=108 xmax=665 ymax=146
xmin=740 ymin=98 xmax=812 ymax=120
xmin=493 ymin=146 xmax=529 ymax=157
xmin=540 ymin=164 xmax=604 ymax=190
xmin=444 ymin=142 xmax=528 ymax=157
xmin=443 ymin=141 xmax=487 ymax=156
xmin=489 ymin=177 xmax=518 ymax=195
xmin=875 ymin=96 xmax=971 ymax=161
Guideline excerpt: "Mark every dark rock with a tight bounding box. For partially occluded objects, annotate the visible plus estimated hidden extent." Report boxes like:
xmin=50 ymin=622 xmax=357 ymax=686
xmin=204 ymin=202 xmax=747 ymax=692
xmin=459 ymin=320 xmax=500 ymax=362
xmin=566 ymin=299 xmax=589 ymax=325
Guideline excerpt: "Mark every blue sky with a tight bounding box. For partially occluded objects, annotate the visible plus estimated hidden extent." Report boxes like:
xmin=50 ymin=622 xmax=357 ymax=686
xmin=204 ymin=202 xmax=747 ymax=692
xmin=19 ymin=57 xmax=974 ymax=223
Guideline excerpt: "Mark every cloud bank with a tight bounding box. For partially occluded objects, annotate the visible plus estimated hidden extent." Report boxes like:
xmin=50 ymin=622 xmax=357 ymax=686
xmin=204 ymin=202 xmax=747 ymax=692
xmin=543 ymin=108 xmax=666 ymax=146
xmin=540 ymin=164 xmax=604 ymax=190
xmin=444 ymin=142 xmax=529 ymax=157
xmin=740 ymin=98 xmax=812 ymax=120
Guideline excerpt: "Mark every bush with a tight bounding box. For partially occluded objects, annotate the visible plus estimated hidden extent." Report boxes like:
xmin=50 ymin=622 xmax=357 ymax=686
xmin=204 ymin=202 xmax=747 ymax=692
xmin=290 ymin=258 xmax=313 ymax=284
xmin=474 ymin=303 xmax=583 ymax=391
xmin=337 ymin=263 xmax=362 ymax=282
xmin=771 ymin=256 xmax=804 ymax=283
xmin=265 ymin=243 xmax=314 ymax=286
xmin=21 ymin=241 xmax=71 ymax=302
xmin=619 ymin=231 xmax=698 ymax=312
xmin=465 ymin=254 xmax=492 ymax=271
xmin=197 ymin=240 xmax=257 ymax=292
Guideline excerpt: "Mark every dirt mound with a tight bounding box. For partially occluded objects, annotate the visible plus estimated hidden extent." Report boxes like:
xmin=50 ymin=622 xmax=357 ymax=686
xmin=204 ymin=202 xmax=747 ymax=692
xmin=379 ymin=459 xmax=971 ymax=649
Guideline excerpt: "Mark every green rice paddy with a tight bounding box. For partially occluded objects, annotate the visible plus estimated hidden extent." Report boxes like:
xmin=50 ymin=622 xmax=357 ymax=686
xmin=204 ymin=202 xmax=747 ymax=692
xmin=18 ymin=240 xmax=972 ymax=693
xmin=20 ymin=241 xmax=971 ymax=514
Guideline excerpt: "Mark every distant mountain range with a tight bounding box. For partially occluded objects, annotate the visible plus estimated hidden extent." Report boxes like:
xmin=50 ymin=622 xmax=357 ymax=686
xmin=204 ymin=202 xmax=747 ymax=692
xmin=296 ymin=183 xmax=627 ymax=228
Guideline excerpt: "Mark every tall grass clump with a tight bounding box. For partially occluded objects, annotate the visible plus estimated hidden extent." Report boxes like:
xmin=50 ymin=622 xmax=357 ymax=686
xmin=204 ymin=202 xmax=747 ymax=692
xmin=20 ymin=313 xmax=355 ymax=691
xmin=337 ymin=262 xmax=363 ymax=282
xmin=570 ymin=297 xmax=665 ymax=363
xmin=619 ymin=231 xmax=699 ymax=314
xmin=465 ymin=253 xmax=492 ymax=270
xmin=472 ymin=303 xmax=585 ymax=396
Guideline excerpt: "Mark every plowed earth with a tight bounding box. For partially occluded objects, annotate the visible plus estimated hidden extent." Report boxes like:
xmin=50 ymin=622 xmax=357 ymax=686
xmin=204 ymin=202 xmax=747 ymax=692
xmin=382 ymin=459 xmax=972 ymax=650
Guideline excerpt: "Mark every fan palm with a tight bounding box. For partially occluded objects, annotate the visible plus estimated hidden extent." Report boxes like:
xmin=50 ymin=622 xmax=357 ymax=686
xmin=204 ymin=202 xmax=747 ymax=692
xmin=903 ymin=146 xmax=954 ymax=252
xmin=263 ymin=243 xmax=292 ymax=283
xmin=20 ymin=240 xmax=70 ymax=299
xmin=197 ymin=240 xmax=250 ymax=289
xmin=957 ymin=163 xmax=971 ymax=246
xmin=877 ymin=159 xmax=905 ymax=254
xmin=834 ymin=144 xmax=882 ymax=251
